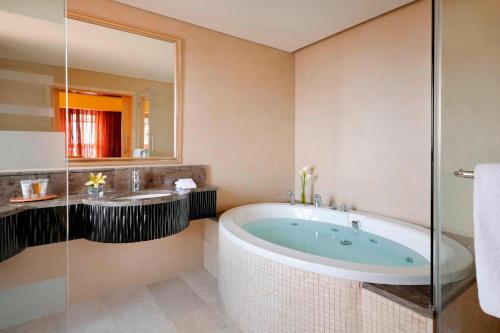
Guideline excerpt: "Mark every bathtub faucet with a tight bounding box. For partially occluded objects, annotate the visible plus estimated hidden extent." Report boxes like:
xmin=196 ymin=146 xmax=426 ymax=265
xmin=352 ymin=220 xmax=361 ymax=229
xmin=287 ymin=191 xmax=295 ymax=205
xmin=313 ymin=194 xmax=322 ymax=208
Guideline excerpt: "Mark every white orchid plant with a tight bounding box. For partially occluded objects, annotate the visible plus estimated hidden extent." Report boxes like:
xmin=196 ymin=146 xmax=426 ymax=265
xmin=299 ymin=166 xmax=313 ymax=204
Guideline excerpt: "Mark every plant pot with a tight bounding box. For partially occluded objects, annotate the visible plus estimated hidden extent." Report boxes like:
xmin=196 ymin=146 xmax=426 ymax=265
xmin=88 ymin=184 xmax=104 ymax=197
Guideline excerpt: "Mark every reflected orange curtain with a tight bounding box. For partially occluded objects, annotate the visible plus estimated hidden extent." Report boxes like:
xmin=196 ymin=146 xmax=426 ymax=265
xmin=60 ymin=108 xmax=121 ymax=158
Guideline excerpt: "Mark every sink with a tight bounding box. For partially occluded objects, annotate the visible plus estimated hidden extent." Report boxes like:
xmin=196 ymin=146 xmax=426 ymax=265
xmin=117 ymin=193 xmax=172 ymax=201
xmin=83 ymin=190 xmax=178 ymax=205
xmin=84 ymin=189 xmax=191 ymax=243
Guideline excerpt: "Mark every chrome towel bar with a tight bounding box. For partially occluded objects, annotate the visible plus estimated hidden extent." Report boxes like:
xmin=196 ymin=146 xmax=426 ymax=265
xmin=454 ymin=169 xmax=474 ymax=179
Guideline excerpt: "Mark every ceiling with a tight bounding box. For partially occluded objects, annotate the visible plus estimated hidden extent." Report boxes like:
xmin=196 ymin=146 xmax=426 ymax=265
xmin=116 ymin=0 xmax=415 ymax=52
xmin=0 ymin=10 xmax=175 ymax=82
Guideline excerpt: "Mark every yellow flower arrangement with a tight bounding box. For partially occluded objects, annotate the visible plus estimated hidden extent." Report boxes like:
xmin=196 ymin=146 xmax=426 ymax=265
xmin=85 ymin=172 xmax=107 ymax=188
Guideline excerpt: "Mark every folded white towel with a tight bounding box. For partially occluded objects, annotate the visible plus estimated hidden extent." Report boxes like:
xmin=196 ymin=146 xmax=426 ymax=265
xmin=474 ymin=163 xmax=500 ymax=318
xmin=175 ymin=178 xmax=197 ymax=190
xmin=133 ymin=149 xmax=146 ymax=157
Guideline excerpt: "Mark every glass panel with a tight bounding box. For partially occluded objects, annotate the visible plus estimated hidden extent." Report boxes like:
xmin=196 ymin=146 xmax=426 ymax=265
xmin=436 ymin=0 xmax=500 ymax=330
xmin=0 ymin=0 xmax=68 ymax=330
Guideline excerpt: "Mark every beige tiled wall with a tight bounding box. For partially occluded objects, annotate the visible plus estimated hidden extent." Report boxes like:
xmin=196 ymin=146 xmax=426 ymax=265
xmin=217 ymin=230 xmax=433 ymax=333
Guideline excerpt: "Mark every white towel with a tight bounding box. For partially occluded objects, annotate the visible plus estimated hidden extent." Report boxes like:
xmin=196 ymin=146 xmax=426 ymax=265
xmin=175 ymin=178 xmax=197 ymax=190
xmin=133 ymin=149 xmax=146 ymax=157
xmin=474 ymin=163 xmax=500 ymax=318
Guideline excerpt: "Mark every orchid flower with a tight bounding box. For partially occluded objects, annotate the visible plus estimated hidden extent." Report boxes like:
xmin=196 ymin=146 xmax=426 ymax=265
xmin=85 ymin=172 xmax=107 ymax=189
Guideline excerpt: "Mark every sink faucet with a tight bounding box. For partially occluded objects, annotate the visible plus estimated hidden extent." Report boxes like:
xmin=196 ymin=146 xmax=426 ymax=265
xmin=132 ymin=170 xmax=141 ymax=192
xmin=287 ymin=191 xmax=295 ymax=205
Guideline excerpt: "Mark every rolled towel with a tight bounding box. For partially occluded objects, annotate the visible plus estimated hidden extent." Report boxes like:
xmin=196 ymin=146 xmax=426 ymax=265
xmin=474 ymin=163 xmax=500 ymax=318
xmin=133 ymin=149 xmax=145 ymax=157
xmin=175 ymin=178 xmax=197 ymax=190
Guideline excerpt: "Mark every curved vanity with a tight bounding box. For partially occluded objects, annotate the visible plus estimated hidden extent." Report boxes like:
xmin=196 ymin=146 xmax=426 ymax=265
xmin=82 ymin=190 xmax=189 ymax=243
xmin=0 ymin=187 xmax=217 ymax=262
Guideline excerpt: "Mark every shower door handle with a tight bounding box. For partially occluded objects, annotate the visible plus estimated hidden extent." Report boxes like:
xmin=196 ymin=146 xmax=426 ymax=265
xmin=453 ymin=169 xmax=474 ymax=179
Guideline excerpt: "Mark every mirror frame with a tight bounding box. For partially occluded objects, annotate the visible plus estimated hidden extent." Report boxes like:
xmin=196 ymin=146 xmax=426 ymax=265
xmin=65 ymin=10 xmax=183 ymax=166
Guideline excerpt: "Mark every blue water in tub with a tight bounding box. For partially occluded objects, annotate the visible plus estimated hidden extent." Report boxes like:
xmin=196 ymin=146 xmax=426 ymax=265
xmin=242 ymin=218 xmax=428 ymax=267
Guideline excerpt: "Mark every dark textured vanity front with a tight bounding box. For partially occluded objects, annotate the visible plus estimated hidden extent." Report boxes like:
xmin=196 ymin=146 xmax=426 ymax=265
xmin=83 ymin=196 xmax=190 ymax=243
xmin=0 ymin=213 xmax=23 ymax=262
xmin=189 ymin=189 xmax=217 ymax=220
xmin=1 ymin=206 xmax=67 ymax=262
xmin=0 ymin=187 xmax=217 ymax=262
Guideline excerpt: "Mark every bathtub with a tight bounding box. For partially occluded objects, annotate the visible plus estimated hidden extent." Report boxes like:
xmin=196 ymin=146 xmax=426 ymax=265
xmin=219 ymin=203 xmax=473 ymax=285
xmin=218 ymin=203 xmax=473 ymax=332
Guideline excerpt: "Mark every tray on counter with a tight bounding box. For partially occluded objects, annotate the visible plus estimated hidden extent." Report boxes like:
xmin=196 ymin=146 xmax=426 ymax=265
xmin=9 ymin=194 xmax=58 ymax=203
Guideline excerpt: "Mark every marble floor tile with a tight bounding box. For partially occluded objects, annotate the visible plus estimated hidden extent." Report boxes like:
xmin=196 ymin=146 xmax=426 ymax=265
xmin=217 ymin=325 xmax=244 ymax=333
xmin=209 ymin=301 xmax=235 ymax=327
xmin=149 ymin=276 xmax=195 ymax=299
xmin=181 ymin=269 xmax=219 ymax=305
xmin=180 ymin=268 xmax=217 ymax=290
xmin=63 ymin=298 xmax=116 ymax=333
xmin=148 ymin=277 xmax=207 ymax=319
xmin=1 ymin=269 xmax=238 ymax=333
xmin=107 ymin=287 xmax=176 ymax=333
xmin=1 ymin=313 xmax=65 ymax=333
xmin=192 ymin=280 xmax=219 ymax=305
xmin=172 ymin=305 xmax=227 ymax=333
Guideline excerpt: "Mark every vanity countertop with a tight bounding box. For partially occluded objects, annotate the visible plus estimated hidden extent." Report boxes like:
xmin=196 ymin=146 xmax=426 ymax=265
xmin=0 ymin=186 xmax=218 ymax=219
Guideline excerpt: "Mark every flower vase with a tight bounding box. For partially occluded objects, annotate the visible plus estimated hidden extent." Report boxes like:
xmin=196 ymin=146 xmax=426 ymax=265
xmin=301 ymin=191 xmax=306 ymax=205
xmin=88 ymin=184 xmax=104 ymax=197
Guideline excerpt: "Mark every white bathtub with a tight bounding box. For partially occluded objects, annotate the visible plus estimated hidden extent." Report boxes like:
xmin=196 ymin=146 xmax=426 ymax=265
xmin=219 ymin=203 xmax=473 ymax=285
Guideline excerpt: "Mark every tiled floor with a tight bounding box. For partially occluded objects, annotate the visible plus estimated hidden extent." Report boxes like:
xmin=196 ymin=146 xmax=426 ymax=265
xmin=2 ymin=269 xmax=242 ymax=333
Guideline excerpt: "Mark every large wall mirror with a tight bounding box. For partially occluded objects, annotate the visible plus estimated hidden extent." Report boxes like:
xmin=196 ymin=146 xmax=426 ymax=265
xmin=65 ymin=13 xmax=182 ymax=164
xmin=0 ymin=7 xmax=182 ymax=169
xmin=0 ymin=1 xmax=66 ymax=170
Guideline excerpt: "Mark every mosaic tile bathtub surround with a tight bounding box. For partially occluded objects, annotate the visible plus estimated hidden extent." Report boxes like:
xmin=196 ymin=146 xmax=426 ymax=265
xmin=218 ymin=232 xmax=432 ymax=333
xmin=203 ymin=219 xmax=219 ymax=278
xmin=362 ymin=289 xmax=432 ymax=333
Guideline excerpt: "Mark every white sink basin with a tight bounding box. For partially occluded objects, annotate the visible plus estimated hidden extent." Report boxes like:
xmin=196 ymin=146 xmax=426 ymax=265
xmin=118 ymin=193 xmax=172 ymax=200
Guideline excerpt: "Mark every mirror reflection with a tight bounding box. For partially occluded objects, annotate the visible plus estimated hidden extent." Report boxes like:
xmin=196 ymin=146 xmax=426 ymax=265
xmin=0 ymin=13 xmax=178 ymax=162
xmin=0 ymin=4 xmax=66 ymax=170
xmin=65 ymin=18 xmax=177 ymax=159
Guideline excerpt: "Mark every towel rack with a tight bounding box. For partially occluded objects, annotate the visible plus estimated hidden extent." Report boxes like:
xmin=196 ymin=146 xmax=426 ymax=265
xmin=454 ymin=169 xmax=474 ymax=179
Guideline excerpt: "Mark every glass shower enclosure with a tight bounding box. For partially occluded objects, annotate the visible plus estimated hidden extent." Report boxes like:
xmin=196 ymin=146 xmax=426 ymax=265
xmin=0 ymin=0 xmax=68 ymax=330
xmin=434 ymin=0 xmax=500 ymax=331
